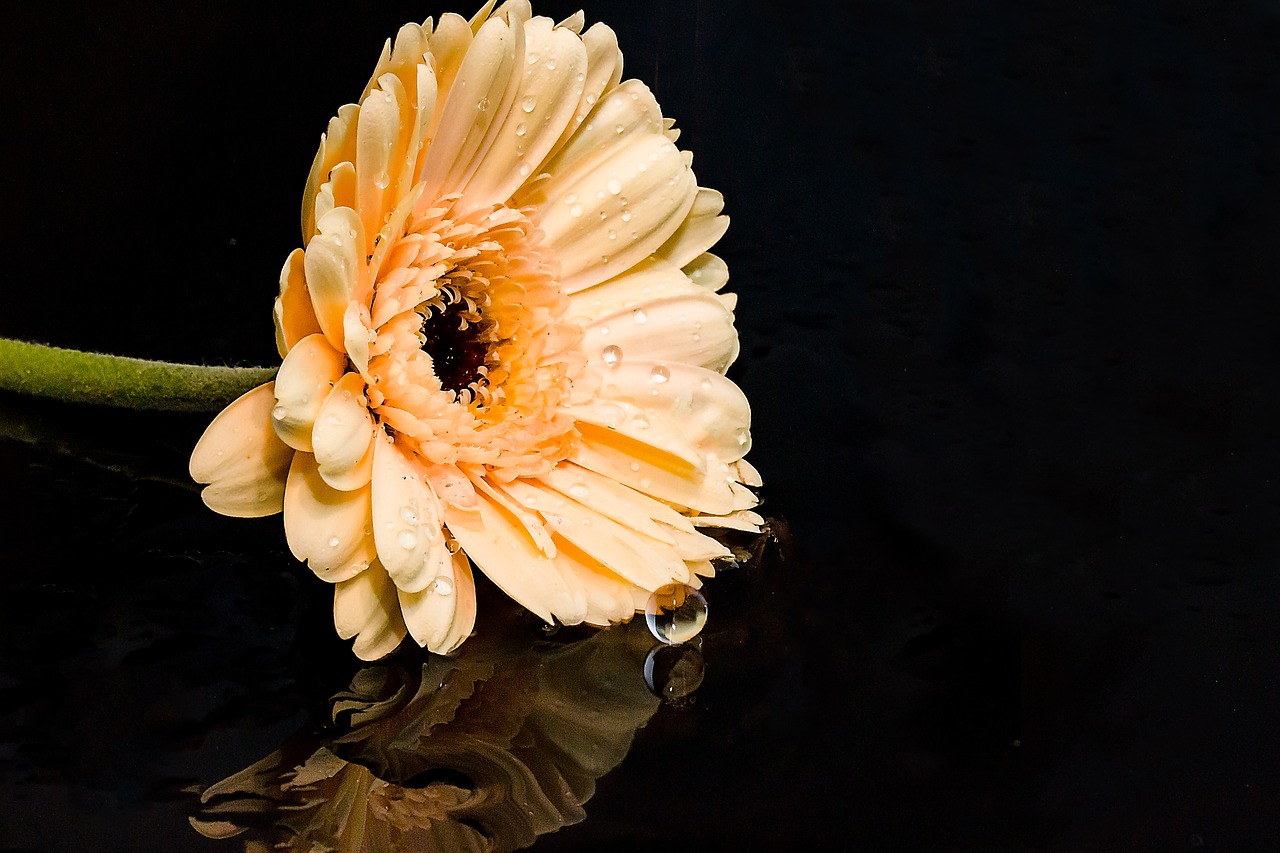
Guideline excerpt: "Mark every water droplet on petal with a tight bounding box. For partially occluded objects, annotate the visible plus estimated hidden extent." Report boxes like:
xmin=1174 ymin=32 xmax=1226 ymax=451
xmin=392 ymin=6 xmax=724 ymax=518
xmin=374 ymin=172 xmax=390 ymax=189
xmin=545 ymin=57 xmax=557 ymax=70
xmin=632 ymin=308 xmax=648 ymax=324
xmin=400 ymin=506 xmax=418 ymax=524
xmin=476 ymin=96 xmax=489 ymax=112
xmin=515 ymin=122 xmax=527 ymax=137
xmin=608 ymin=229 xmax=617 ymax=240
xmin=621 ymin=210 xmax=632 ymax=222
xmin=645 ymin=584 xmax=708 ymax=645
xmin=398 ymin=531 xmax=417 ymax=550
xmin=433 ymin=576 xmax=454 ymax=596
xmin=607 ymin=178 xmax=623 ymax=195
xmin=521 ymin=95 xmax=537 ymax=113
xmin=736 ymin=427 xmax=750 ymax=446
xmin=519 ymin=162 xmax=532 ymax=176
xmin=649 ymin=364 xmax=670 ymax=383
xmin=614 ymin=124 xmax=625 ymax=134
xmin=569 ymin=482 xmax=590 ymax=500
xmin=328 ymin=536 xmax=341 ymax=548
xmin=570 ymin=204 xmax=583 ymax=217
xmin=271 ymin=406 xmax=288 ymax=421
xmin=601 ymin=344 xmax=622 ymax=366
xmin=629 ymin=461 xmax=641 ymax=472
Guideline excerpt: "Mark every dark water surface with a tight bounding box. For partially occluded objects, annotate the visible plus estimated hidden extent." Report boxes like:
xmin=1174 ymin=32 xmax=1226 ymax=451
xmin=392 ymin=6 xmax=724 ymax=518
xmin=3 ymin=1 xmax=1280 ymax=850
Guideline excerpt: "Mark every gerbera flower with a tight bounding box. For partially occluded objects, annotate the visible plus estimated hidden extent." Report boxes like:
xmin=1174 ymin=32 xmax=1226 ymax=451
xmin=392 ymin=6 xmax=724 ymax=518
xmin=189 ymin=0 xmax=763 ymax=660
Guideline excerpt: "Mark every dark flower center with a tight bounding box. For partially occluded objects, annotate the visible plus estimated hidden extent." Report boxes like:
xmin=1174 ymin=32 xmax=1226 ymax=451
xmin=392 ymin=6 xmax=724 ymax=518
xmin=420 ymin=299 xmax=489 ymax=393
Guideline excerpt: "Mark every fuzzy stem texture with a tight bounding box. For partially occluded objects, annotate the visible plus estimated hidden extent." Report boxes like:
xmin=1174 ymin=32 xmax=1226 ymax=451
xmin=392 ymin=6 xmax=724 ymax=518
xmin=0 ymin=338 xmax=277 ymax=412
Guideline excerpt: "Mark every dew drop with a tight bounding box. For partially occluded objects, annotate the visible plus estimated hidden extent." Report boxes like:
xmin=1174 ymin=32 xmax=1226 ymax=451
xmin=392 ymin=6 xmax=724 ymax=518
xmin=637 ymin=161 xmax=648 ymax=173
xmin=614 ymin=124 xmax=625 ymax=134
xmin=521 ymin=95 xmax=537 ymax=113
xmin=519 ymin=162 xmax=532 ymax=176
xmin=621 ymin=210 xmax=632 ymax=222
xmin=629 ymin=461 xmax=641 ymax=472
xmin=328 ymin=536 xmax=341 ymax=548
xmin=398 ymin=531 xmax=417 ymax=550
xmin=400 ymin=506 xmax=418 ymax=524
xmin=568 ymin=482 xmax=590 ymax=500
xmin=374 ymin=172 xmax=390 ymax=189
xmin=271 ymin=405 xmax=288 ymax=421
xmin=608 ymin=229 xmax=617 ymax=240
xmin=649 ymin=364 xmax=670 ymax=383
xmin=736 ymin=427 xmax=750 ymax=446
xmin=645 ymin=584 xmax=708 ymax=645
xmin=433 ymin=576 xmax=454 ymax=596
xmin=476 ymin=96 xmax=489 ymax=112
xmin=601 ymin=344 xmax=622 ymax=366
xmin=607 ymin=178 xmax=623 ymax=195
xmin=599 ymin=210 xmax=608 ymax=220
xmin=632 ymin=308 xmax=648 ymax=324
xmin=515 ymin=122 xmax=527 ymax=137
xmin=632 ymin=415 xmax=649 ymax=429
xmin=570 ymin=204 xmax=583 ymax=218
xmin=598 ymin=325 xmax=610 ymax=336
xmin=545 ymin=57 xmax=557 ymax=70
xmin=564 ymin=193 xmax=577 ymax=204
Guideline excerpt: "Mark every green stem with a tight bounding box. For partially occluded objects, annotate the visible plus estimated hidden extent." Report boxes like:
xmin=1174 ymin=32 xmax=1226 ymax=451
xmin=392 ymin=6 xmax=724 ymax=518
xmin=0 ymin=338 xmax=277 ymax=412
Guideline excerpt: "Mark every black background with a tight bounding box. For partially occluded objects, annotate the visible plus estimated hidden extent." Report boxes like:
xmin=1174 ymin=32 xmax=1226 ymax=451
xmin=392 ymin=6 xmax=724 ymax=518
xmin=2 ymin=0 xmax=1279 ymax=850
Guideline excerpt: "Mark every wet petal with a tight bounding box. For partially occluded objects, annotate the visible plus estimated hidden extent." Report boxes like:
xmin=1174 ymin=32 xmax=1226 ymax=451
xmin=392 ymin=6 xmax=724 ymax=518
xmin=398 ymin=550 xmax=477 ymax=652
xmin=312 ymin=373 xmax=376 ymax=491
xmin=334 ymin=566 xmax=408 ymax=660
xmin=190 ymin=383 xmax=293 ymax=518
xmin=371 ymin=438 xmax=450 ymax=593
xmin=272 ymin=333 xmax=346 ymax=452
xmin=582 ymin=292 xmax=739 ymax=373
xmin=283 ymin=452 xmax=377 ymax=582
xmin=304 ymin=207 xmax=366 ymax=351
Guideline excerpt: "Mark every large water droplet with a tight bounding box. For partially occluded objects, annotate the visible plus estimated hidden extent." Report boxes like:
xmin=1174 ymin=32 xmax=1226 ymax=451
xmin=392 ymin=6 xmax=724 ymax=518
xmin=515 ymin=122 xmax=527 ymax=137
xmin=644 ymin=642 xmax=705 ymax=701
xmin=476 ymin=96 xmax=489 ymax=112
xmin=568 ymin=482 xmax=590 ymax=500
xmin=521 ymin=95 xmax=537 ymax=113
xmin=645 ymin=584 xmax=708 ymax=645
xmin=570 ymin=204 xmax=583 ymax=218
xmin=607 ymin=178 xmax=623 ymax=195
xmin=328 ymin=536 xmax=341 ymax=548
xmin=400 ymin=506 xmax=418 ymax=524
xmin=601 ymin=344 xmax=622 ymax=366
xmin=398 ymin=531 xmax=417 ymax=550
xmin=271 ymin=405 xmax=288 ymax=421
xmin=374 ymin=172 xmax=390 ymax=189
xmin=649 ymin=364 xmax=670 ymax=383
xmin=632 ymin=308 xmax=648 ymax=325
xmin=433 ymin=576 xmax=454 ymax=596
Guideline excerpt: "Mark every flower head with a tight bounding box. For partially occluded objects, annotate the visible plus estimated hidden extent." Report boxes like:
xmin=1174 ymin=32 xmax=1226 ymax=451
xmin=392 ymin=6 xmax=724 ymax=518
xmin=190 ymin=0 xmax=762 ymax=659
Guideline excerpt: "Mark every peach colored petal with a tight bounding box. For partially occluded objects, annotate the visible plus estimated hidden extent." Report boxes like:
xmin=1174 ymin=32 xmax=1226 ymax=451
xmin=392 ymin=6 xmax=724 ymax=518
xmin=334 ymin=565 xmax=408 ymax=660
xmin=283 ymin=452 xmax=377 ymax=582
xmin=682 ymin=251 xmax=730 ymax=292
xmin=581 ymin=292 xmax=739 ymax=373
xmin=370 ymin=438 xmax=450 ymax=594
xmin=418 ymin=15 xmax=520 ymax=203
xmin=542 ymin=22 xmax=622 ymax=163
xmin=535 ymin=132 xmax=697 ymax=292
xmin=454 ymin=17 xmax=587 ymax=215
xmin=569 ymin=423 xmax=737 ymax=515
xmin=443 ymin=491 xmax=578 ymax=624
xmin=274 ymin=248 xmax=322 ymax=357
xmin=397 ymin=550 xmax=477 ymax=652
xmin=190 ymin=383 xmax=293 ymax=518
xmin=271 ymin=333 xmax=346 ymax=453
xmin=531 ymin=79 xmax=662 ymax=195
xmin=566 ymin=257 xmax=700 ymax=323
xmin=595 ymin=360 xmax=752 ymax=462
xmin=303 ymin=207 xmax=366 ymax=351
xmin=311 ymin=372 xmax=376 ymax=491
xmin=499 ymin=478 xmax=688 ymax=591
xmin=654 ymin=186 xmax=729 ymax=269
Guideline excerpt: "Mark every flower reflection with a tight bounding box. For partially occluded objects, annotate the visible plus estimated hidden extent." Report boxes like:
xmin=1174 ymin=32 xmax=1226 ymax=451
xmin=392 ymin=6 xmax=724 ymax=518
xmin=190 ymin=613 xmax=675 ymax=851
